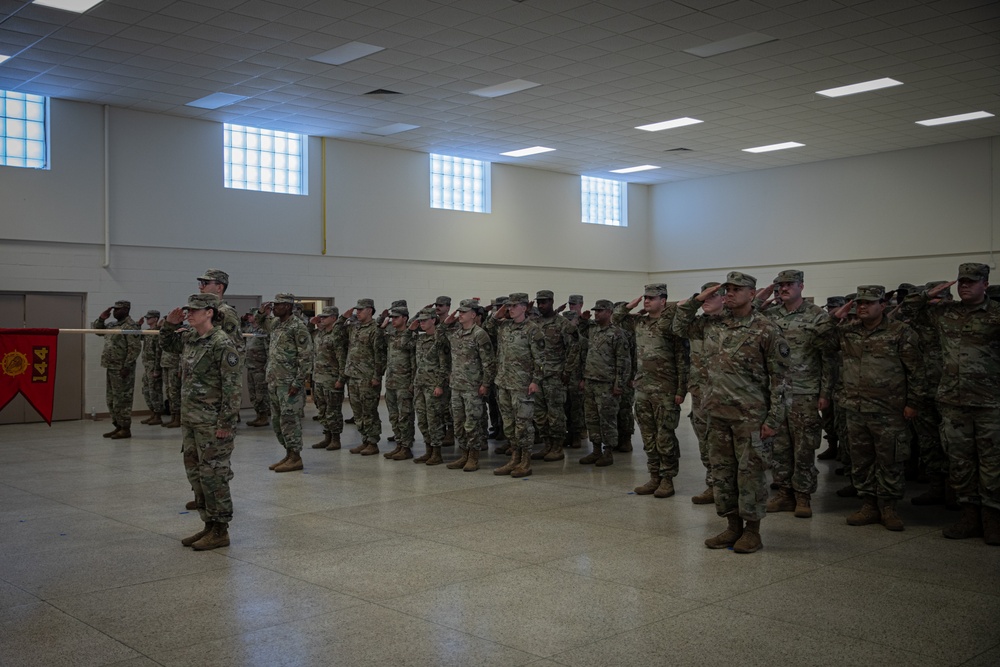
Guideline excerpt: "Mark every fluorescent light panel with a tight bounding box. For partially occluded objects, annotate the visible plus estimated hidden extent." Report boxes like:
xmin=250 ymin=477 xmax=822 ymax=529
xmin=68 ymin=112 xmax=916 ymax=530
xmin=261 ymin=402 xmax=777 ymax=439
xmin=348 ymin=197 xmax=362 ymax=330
xmin=501 ymin=146 xmax=554 ymax=157
xmin=743 ymin=141 xmax=804 ymax=153
xmin=816 ymin=77 xmax=903 ymax=97
xmin=365 ymin=123 xmax=420 ymax=136
xmin=33 ymin=0 xmax=102 ymax=11
xmin=685 ymin=32 xmax=777 ymax=57
xmin=309 ymin=42 xmax=384 ymax=66
xmin=611 ymin=165 xmax=660 ymax=174
xmin=0 ymin=55 xmax=11 ymax=64
xmin=916 ymin=111 xmax=994 ymax=126
xmin=635 ymin=117 xmax=702 ymax=132
xmin=470 ymin=79 xmax=539 ymax=98
xmin=186 ymin=92 xmax=249 ymax=109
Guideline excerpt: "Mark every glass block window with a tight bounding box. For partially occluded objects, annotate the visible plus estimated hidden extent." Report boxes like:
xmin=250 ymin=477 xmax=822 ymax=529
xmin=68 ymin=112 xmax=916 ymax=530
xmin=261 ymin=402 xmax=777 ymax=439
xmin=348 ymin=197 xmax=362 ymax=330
xmin=581 ymin=175 xmax=626 ymax=226
xmin=430 ymin=153 xmax=490 ymax=213
xmin=224 ymin=123 xmax=306 ymax=195
xmin=1 ymin=90 xmax=48 ymax=169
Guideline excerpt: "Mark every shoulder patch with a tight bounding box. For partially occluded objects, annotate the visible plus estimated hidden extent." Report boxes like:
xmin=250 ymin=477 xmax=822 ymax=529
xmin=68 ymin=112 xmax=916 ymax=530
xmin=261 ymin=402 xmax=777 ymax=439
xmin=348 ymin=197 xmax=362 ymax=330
xmin=226 ymin=351 xmax=239 ymax=367
xmin=298 ymin=333 xmax=309 ymax=345
xmin=224 ymin=321 xmax=236 ymax=333
xmin=778 ymin=341 xmax=790 ymax=358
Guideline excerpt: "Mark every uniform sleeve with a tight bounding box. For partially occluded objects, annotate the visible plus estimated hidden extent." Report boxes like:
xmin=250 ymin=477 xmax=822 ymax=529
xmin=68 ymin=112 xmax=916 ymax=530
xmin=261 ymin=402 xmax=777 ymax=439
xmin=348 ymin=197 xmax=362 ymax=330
xmin=374 ymin=327 xmax=387 ymax=379
xmin=530 ymin=327 xmax=545 ymax=386
xmin=764 ymin=329 xmax=790 ymax=430
xmin=124 ymin=321 xmax=142 ymax=365
xmin=671 ymin=298 xmax=704 ymax=340
xmin=478 ymin=330 xmax=496 ymax=386
xmin=293 ymin=325 xmax=313 ymax=389
xmin=562 ymin=320 xmax=581 ymax=380
xmin=813 ymin=313 xmax=836 ymax=401
xmin=613 ymin=330 xmax=631 ymax=390
xmin=899 ymin=325 xmax=927 ymax=409
xmin=611 ymin=305 xmax=635 ymax=330
xmin=160 ymin=321 xmax=183 ymax=353
xmin=217 ymin=341 xmax=242 ymax=430
xmin=675 ymin=335 xmax=690 ymax=398
xmin=92 ymin=317 xmax=108 ymax=332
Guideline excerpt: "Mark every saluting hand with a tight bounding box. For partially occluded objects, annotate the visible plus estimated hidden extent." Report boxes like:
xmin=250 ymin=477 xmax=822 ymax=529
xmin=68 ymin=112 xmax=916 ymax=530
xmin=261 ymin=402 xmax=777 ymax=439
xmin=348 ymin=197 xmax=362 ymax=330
xmin=165 ymin=307 xmax=185 ymax=325
xmin=695 ymin=283 xmax=723 ymax=304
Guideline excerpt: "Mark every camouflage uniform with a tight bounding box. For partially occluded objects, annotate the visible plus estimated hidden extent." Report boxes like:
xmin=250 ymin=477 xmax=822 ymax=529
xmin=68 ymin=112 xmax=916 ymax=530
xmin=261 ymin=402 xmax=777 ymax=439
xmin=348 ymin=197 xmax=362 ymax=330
xmin=342 ymin=299 xmax=387 ymax=446
xmin=257 ymin=295 xmax=313 ymax=454
xmin=413 ymin=311 xmax=450 ymax=454
xmin=492 ymin=295 xmax=545 ymax=456
xmin=92 ymin=303 xmax=142 ymax=431
xmin=583 ymin=301 xmax=631 ymax=460
xmin=313 ymin=309 xmax=347 ymax=443
xmin=532 ymin=290 xmax=580 ymax=456
xmin=160 ymin=343 xmax=182 ymax=420
xmin=384 ymin=311 xmax=416 ymax=450
xmin=688 ymin=293 xmax=721 ymax=492
xmin=140 ymin=313 xmax=164 ymax=416
xmin=160 ymin=294 xmax=241 ymax=526
xmin=447 ymin=307 xmax=496 ymax=453
xmin=243 ymin=315 xmax=270 ymax=420
xmin=563 ymin=297 xmax=590 ymax=444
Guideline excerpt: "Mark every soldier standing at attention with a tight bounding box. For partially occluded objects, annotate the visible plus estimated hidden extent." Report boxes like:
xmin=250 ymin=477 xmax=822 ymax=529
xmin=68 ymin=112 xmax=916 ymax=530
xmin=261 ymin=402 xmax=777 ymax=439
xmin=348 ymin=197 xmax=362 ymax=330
xmin=563 ymin=294 xmax=589 ymax=449
xmin=530 ymin=290 xmax=580 ymax=463
xmin=342 ymin=298 xmax=387 ymax=456
xmin=310 ymin=306 xmax=347 ymax=451
xmin=93 ymin=299 xmax=142 ymax=439
xmin=410 ymin=308 xmax=450 ymax=466
xmin=432 ymin=296 xmax=456 ymax=447
xmin=673 ymin=272 xmax=790 ymax=553
xmin=382 ymin=303 xmax=416 ymax=460
xmin=688 ymin=283 xmax=724 ymax=504
xmin=257 ymin=294 xmax=313 ymax=473
xmin=485 ymin=296 xmax=507 ymax=445
xmin=196 ymin=269 xmax=245 ymax=354
xmin=579 ymin=300 xmax=631 ymax=467
xmin=444 ymin=299 xmax=496 ymax=472
xmin=244 ymin=310 xmax=270 ymax=427
xmin=139 ymin=309 xmax=164 ymax=426
xmin=160 ymin=317 xmax=182 ymax=429
xmin=615 ymin=284 xmax=689 ymax=497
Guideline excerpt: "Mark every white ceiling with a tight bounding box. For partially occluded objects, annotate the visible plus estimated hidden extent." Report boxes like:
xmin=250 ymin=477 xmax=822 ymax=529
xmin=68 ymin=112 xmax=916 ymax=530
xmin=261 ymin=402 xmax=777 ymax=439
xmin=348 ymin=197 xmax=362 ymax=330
xmin=1 ymin=0 xmax=998 ymax=183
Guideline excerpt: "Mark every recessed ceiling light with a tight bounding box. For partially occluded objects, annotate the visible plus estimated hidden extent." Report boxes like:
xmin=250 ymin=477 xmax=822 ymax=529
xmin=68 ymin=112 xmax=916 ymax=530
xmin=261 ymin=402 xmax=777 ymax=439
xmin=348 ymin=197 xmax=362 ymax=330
xmin=470 ymin=79 xmax=540 ymax=98
xmin=610 ymin=165 xmax=660 ymax=174
xmin=635 ymin=117 xmax=703 ymax=132
xmin=743 ymin=142 xmax=805 ymax=153
xmin=684 ymin=32 xmax=777 ymax=57
xmin=365 ymin=123 xmax=420 ymax=136
xmin=33 ymin=0 xmax=102 ymax=11
xmin=309 ymin=42 xmax=384 ymax=66
xmin=816 ymin=77 xmax=903 ymax=98
xmin=916 ymin=111 xmax=994 ymax=126
xmin=186 ymin=92 xmax=249 ymax=110
xmin=500 ymin=146 xmax=555 ymax=157
xmin=0 ymin=55 xmax=11 ymax=65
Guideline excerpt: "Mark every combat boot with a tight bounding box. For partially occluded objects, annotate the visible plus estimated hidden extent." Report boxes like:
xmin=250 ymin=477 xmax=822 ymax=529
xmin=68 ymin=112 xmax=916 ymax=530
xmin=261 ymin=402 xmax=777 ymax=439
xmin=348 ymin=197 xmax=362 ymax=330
xmin=493 ymin=449 xmax=521 ymax=475
xmin=691 ymin=487 xmax=714 ymax=505
xmin=191 ymin=522 xmax=230 ymax=551
xmin=794 ymin=491 xmax=812 ymax=518
xmin=634 ymin=473 xmax=661 ymax=495
xmin=425 ymin=446 xmax=444 ymax=466
xmin=911 ymin=478 xmax=945 ymax=506
xmin=766 ymin=487 xmax=795 ymax=513
xmin=595 ymin=445 xmax=614 ymax=467
xmin=579 ymin=443 xmax=602 ymax=465
xmin=705 ymin=514 xmax=743 ymax=549
xmin=391 ymin=447 xmax=413 ymax=461
xmin=184 ymin=493 xmax=203 ymax=511
xmin=147 ymin=413 xmax=163 ymax=426
xmin=442 ymin=429 xmax=455 ymax=446
xmin=463 ymin=448 xmax=480 ymax=472
xmin=413 ymin=447 xmax=432 ymax=463
xmin=359 ymin=442 xmax=380 ymax=456
xmin=383 ymin=444 xmax=403 ymax=459
xmin=312 ymin=432 xmax=333 ymax=449
xmin=531 ymin=441 xmax=553 ymax=460
xmin=103 ymin=425 xmax=120 ymax=438
xmin=181 ymin=522 xmax=213 ymax=547
xmin=653 ymin=477 xmax=675 ymax=498
xmin=543 ymin=439 xmax=565 ymax=462
xmin=274 ymin=451 xmax=303 ymax=472
xmin=846 ymin=497 xmax=881 ymax=526
xmin=248 ymin=412 xmax=270 ymax=427
xmin=733 ymin=520 xmax=762 ymax=553
xmin=349 ymin=441 xmax=367 ymax=454
xmin=164 ymin=414 xmax=181 ymax=428
xmin=982 ymin=506 xmax=1000 ymax=546
xmin=511 ymin=449 xmax=532 ymax=478
xmin=140 ymin=415 xmax=153 ymax=425
xmin=110 ymin=428 xmax=131 ymax=439
xmin=571 ymin=431 xmax=588 ymax=449
xmin=446 ymin=449 xmax=470 ymax=469
xmin=943 ymin=504 xmax=983 ymax=539
xmin=817 ymin=438 xmax=838 ymax=460
xmin=615 ymin=432 xmax=633 ymax=452
xmin=879 ymin=499 xmax=904 ymax=531
xmin=326 ymin=434 xmax=341 ymax=451
xmin=268 ymin=450 xmax=290 ymax=470
xmin=836 ymin=484 xmax=858 ymax=497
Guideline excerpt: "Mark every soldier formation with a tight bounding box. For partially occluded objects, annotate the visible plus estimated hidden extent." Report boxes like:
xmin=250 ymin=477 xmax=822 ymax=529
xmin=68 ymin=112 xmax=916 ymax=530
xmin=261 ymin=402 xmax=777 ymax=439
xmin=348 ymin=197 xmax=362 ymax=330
xmin=96 ymin=261 xmax=999 ymax=552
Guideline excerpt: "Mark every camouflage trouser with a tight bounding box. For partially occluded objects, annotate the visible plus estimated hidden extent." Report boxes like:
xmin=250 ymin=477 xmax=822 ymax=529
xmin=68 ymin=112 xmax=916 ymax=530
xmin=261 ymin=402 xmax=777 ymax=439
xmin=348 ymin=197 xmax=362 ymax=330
xmin=313 ymin=381 xmax=344 ymax=435
xmin=246 ymin=363 xmax=268 ymax=415
xmin=689 ymin=388 xmax=713 ymax=487
xmin=939 ymin=404 xmax=1000 ymax=510
xmin=182 ymin=423 xmax=234 ymax=524
xmin=846 ymin=409 xmax=908 ymax=500
xmin=565 ymin=384 xmax=586 ymax=434
xmin=162 ymin=364 xmax=181 ymax=416
xmin=634 ymin=390 xmax=681 ymax=479
xmin=141 ymin=367 xmax=163 ymax=414
xmin=617 ymin=385 xmax=635 ymax=436
xmin=487 ymin=386 xmax=502 ymax=433
xmin=269 ymin=383 xmax=304 ymax=452
xmin=584 ymin=380 xmax=618 ymax=449
xmin=386 ymin=385 xmax=415 ymax=447
xmin=706 ymin=416 xmax=772 ymax=522
xmin=347 ymin=379 xmax=381 ymax=444
xmin=821 ymin=400 xmax=836 ymax=442
xmin=498 ymin=386 xmax=536 ymax=452
xmin=835 ymin=401 xmax=852 ymax=481
xmin=533 ymin=376 xmax=567 ymax=442
xmin=771 ymin=394 xmax=822 ymax=494
xmin=451 ymin=389 xmax=485 ymax=452
xmin=106 ymin=366 xmax=136 ymax=429
xmin=913 ymin=399 xmax=948 ymax=478
xmin=415 ymin=386 xmax=446 ymax=448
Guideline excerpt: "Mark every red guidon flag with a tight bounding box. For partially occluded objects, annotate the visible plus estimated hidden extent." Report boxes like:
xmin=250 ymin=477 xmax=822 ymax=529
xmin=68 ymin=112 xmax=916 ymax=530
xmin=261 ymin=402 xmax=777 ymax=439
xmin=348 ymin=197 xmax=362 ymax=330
xmin=0 ymin=328 xmax=59 ymax=425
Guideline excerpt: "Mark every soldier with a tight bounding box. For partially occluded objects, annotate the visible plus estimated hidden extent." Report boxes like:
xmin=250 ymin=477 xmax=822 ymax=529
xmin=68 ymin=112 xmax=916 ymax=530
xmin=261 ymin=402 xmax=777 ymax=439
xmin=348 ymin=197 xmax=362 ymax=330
xmin=673 ymin=272 xmax=790 ymax=554
xmin=580 ymin=300 xmax=631 ymax=467
xmin=615 ymin=284 xmax=689 ymax=497
xmin=829 ymin=286 xmax=924 ymax=531
xmin=160 ymin=293 xmax=241 ymax=551
xmin=410 ymin=308 xmax=450 ymax=465
xmin=818 ymin=296 xmax=847 ymax=461
xmin=530 ymin=290 xmax=580 ymax=463
xmin=93 ymin=299 xmax=142 ymax=439
xmin=762 ymin=270 xmax=835 ymax=520
xmin=139 ymin=309 xmax=164 ymax=426
xmin=443 ymin=299 xmax=496 ymax=471
xmin=310 ymin=306 xmax=347 ymax=451
xmin=563 ymin=294 xmax=589 ymax=448
xmin=196 ymin=269 xmax=245 ymax=353
xmin=688 ymin=282 xmax=725 ymax=504
xmin=613 ymin=301 xmax=638 ymax=452
xmin=342 ymin=298 xmax=387 ymax=456
xmin=382 ymin=303 xmax=416 ymax=460
xmin=433 ymin=296 xmax=456 ymax=446
xmin=257 ymin=294 xmax=313 ymax=472
xmin=486 ymin=296 xmax=507 ymax=444
xmin=987 ymin=284 xmax=1000 ymax=303
xmin=907 ymin=264 xmax=1000 ymax=545
xmin=160 ymin=317 xmax=182 ymax=429
xmin=243 ymin=310 xmax=270 ymax=427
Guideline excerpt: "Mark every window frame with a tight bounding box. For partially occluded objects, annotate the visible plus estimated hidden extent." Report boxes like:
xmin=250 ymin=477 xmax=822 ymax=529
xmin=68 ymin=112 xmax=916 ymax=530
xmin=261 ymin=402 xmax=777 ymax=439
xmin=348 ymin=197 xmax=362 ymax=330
xmin=0 ymin=90 xmax=49 ymax=170
xmin=223 ymin=123 xmax=307 ymax=195
xmin=429 ymin=153 xmax=491 ymax=213
xmin=581 ymin=175 xmax=627 ymax=227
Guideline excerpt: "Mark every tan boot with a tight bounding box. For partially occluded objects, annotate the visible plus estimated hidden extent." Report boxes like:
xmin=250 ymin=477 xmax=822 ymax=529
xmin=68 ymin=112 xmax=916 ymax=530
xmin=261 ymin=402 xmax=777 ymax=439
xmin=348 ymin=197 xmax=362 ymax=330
xmin=847 ymin=497 xmax=881 ymax=526
xmin=248 ymin=413 xmax=270 ymax=427
xmin=595 ymin=445 xmax=614 ymax=467
xmin=413 ymin=448 xmax=432 ymax=463
xmin=634 ymin=473 xmax=661 ymax=495
xmin=349 ymin=441 xmax=367 ymax=454
xmin=326 ymin=434 xmax=341 ymax=451
xmin=494 ymin=448 xmax=521 ymax=475
xmin=733 ymin=520 xmax=762 ymax=553
xmin=543 ymin=439 xmax=565 ymax=462
xmin=879 ymin=499 xmax=904 ymax=531
xmin=653 ymin=477 xmax=675 ymax=498
xmin=392 ymin=447 xmax=414 ymax=461
xmin=383 ymin=444 xmax=403 ymax=459
xmin=446 ymin=449 xmax=470 ymax=469
xmin=140 ymin=415 xmax=153 ymax=425
xmin=268 ymin=450 xmax=290 ymax=471
xmin=705 ymin=514 xmax=743 ymax=549
xmin=274 ymin=451 xmax=303 ymax=472
xmin=110 ymin=428 xmax=131 ymax=439
xmin=691 ymin=487 xmax=714 ymax=505
xmin=463 ymin=448 xmax=480 ymax=472
xmin=147 ymin=413 xmax=163 ymax=426
xmin=360 ymin=442 xmax=380 ymax=456
xmin=102 ymin=426 xmax=120 ymax=438
xmin=181 ymin=522 xmax=213 ymax=547
xmin=943 ymin=504 xmax=983 ymax=539
xmin=164 ymin=414 xmax=181 ymax=428
xmin=184 ymin=494 xmax=202 ymax=511
xmin=312 ymin=432 xmax=333 ymax=449
xmin=530 ymin=440 xmax=552 ymax=460
xmin=766 ymin=487 xmax=795 ymax=513
xmin=794 ymin=491 xmax=812 ymax=518
xmin=579 ymin=442 xmax=602 ymax=465
xmin=511 ymin=449 xmax=532 ymax=478
xmin=982 ymin=506 xmax=1000 ymax=546
xmin=191 ymin=522 xmax=230 ymax=551
xmin=425 ymin=446 xmax=444 ymax=466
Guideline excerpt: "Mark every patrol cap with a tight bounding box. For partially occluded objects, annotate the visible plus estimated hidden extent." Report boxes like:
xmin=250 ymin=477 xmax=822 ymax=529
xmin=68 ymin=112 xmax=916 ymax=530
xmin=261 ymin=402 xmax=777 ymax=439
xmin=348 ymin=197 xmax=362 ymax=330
xmin=925 ymin=280 xmax=952 ymax=299
xmin=356 ymin=298 xmax=375 ymax=310
xmin=320 ymin=306 xmax=339 ymax=318
xmin=391 ymin=299 xmax=408 ymax=310
xmin=435 ymin=295 xmax=452 ymax=306
xmin=592 ymin=299 xmax=614 ymax=311
xmin=701 ymin=281 xmax=723 ymax=293
xmin=273 ymin=293 xmax=295 ymax=304
xmin=456 ymin=299 xmax=477 ymax=312
xmin=774 ymin=269 xmax=804 ymax=284
xmin=144 ymin=309 xmax=160 ymax=319
xmin=493 ymin=295 xmax=508 ymax=307
xmin=389 ymin=306 xmax=409 ymax=317
xmin=958 ymin=263 xmax=989 ymax=281
xmin=845 ymin=292 xmax=857 ymax=302
xmin=644 ymin=283 xmax=668 ymax=298
xmin=562 ymin=311 xmax=579 ymax=321
xmin=185 ymin=293 xmax=220 ymax=310
xmin=825 ymin=296 xmax=846 ymax=309
xmin=507 ymin=292 xmax=529 ymax=305
xmin=113 ymin=299 xmax=131 ymax=309
xmin=197 ymin=268 xmax=229 ymax=286
xmin=415 ymin=307 xmax=436 ymax=321
xmin=568 ymin=294 xmax=583 ymax=305
xmin=854 ymin=285 xmax=885 ymax=302
xmin=896 ymin=282 xmax=918 ymax=293
xmin=724 ymin=272 xmax=757 ymax=289
xmin=535 ymin=289 xmax=554 ymax=301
